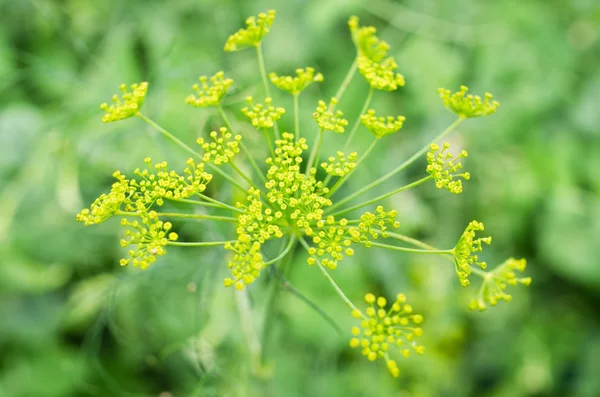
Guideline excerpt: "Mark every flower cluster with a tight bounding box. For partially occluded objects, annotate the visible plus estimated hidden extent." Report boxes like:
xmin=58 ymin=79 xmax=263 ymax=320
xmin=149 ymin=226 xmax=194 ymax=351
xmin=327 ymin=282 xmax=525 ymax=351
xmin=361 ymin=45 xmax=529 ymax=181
xmin=269 ymin=67 xmax=324 ymax=96
xmin=185 ymin=72 xmax=233 ymax=107
xmin=119 ymin=212 xmax=178 ymax=269
xmin=321 ymin=151 xmax=358 ymax=177
xmin=196 ymin=127 xmax=242 ymax=165
xmin=241 ymin=96 xmax=285 ymax=129
xmin=349 ymin=17 xmax=405 ymax=91
xmin=357 ymin=206 xmax=400 ymax=245
xmin=313 ymin=98 xmax=349 ymax=133
xmin=426 ymin=142 xmax=470 ymax=194
xmin=350 ymin=293 xmax=424 ymax=378
xmin=470 ymin=258 xmax=532 ymax=311
xmin=306 ymin=216 xmax=358 ymax=269
xmin=100 ymin=82 xmax=148 ymax=123
xmin=452 ymin=221 xmax=492 ymax=287
xmin=224 ymin=10 xmax=276 ymax=51
xmin=438 ymin=86 xmax=500 ymax=118
xmin=360 ymin=109 xmax=406 ymax=138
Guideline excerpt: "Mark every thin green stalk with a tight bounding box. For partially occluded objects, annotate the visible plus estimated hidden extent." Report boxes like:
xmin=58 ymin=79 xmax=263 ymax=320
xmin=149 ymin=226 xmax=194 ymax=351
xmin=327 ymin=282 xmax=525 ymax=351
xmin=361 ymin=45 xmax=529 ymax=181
xmin=263 ymin=128 xmax=276 ymax=158
xmin=116 ymin=210 xmax=237 ymax=222
xmin=293 ymin=93 xmax=300 ymax=141
xmin=333 ymin=58 xmax=358 ymax=105
xmin=343 ymin=87 xmax=374 ymax=150
xmin=264 ymin=234 xmax=296 ymax=266
xmin=166 ymin=197 xmax=223 ymax=210
xmin=298 ymin=238 xmax=364 ymax=318
xmin=137 ymin=112 xmax=247 ymax=193
xmin=305 ymin=129 xmax=324 ymax=176
xmin=256 ymin=43 xmax=280 ymax=140
xmin=368 ymin=241 xmax=453 ymax=255
xmin=167 ymin=240 xmax=234 ymax=247
xmin=332 ymin=117 xmax=465 ymax=209
xmin=218 ymin=105 xmax=267 ymax=184
xmin=229 ymin=161 xmax=259 ymax=190
xmin=326 ymin=137 xmax=379 ymax=198
xmin=327 ymin=176 xmax=432 ymax=217
xmin=196 ymin=193 xmax=243 ymax=213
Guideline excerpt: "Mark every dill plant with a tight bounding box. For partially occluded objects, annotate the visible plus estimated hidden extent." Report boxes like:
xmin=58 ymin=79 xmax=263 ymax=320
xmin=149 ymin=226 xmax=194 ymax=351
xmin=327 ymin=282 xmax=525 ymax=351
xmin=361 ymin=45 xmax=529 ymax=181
xmin=77 ymin=10 xmax=531 ymax=378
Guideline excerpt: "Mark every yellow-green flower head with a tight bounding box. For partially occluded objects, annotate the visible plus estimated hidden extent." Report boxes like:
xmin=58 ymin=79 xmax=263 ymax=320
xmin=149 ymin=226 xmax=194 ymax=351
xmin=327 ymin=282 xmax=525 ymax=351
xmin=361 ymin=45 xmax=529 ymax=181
xmin=360 ymin=109 xmax=406 ymax=138
xmin=224 ymin=240 xmax=264 ymax=290
xmin=265 ymin=133 xmax=332 ymax=229
xmin=269 ymin=67 xmax=324 ymax=96
xmin=426 ymin=142 xmax=470 ymax=194
xmin=313 ymin=98 xmax=349 ymax=133
xmin=119 ymin=211 xmax=178 ymax=269
xmin=100 ymin=82 xmax=148 ymax=123
xmin=185 ymin=71 xmax=233 ymax=107
xmin=350 ymin=292 xmax=425 ymax=378
xmin=470 ymin=258 xmax=531 ymax=311
xmin=224 ymin=10 xmax=276 ymax=52
xmin=321 ymin=151 xmax=358 ymax=177
xmin=196 ymin=127 xmax=242 ymax=165
xmin=76 ymin=171 xmax=133 ymax=226
xmin=241 ymin=96 xmax=285 ymax=129
xmin=438 ymin=86 xmax=500 ymax=118
xmin=453 ymin=221 xmax=492 ymax=287
xmin=348 ymin=16 xmax=405 ymax=91
xmin=306 ymin=216 xmax=358 ymax=270
xmin=357 ymin=206 xmax=400 ymax=246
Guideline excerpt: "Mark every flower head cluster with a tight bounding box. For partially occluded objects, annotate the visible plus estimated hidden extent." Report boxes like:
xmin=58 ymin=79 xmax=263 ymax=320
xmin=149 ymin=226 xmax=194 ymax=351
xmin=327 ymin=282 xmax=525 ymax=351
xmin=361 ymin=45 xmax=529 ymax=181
xmin=453 ymin=221 xmax=492 ymax=287
xmin=350 ymin=293 xmax=424 ymax=378
xmin=313 ymin=98 xmax=349 ymax=133
xmin=321 ymin=151 xmax=358 ymax=177
xmin=357 ymin=206 xmax=400 ymax=245
xmin=185 ymin=72 xmax=233 ymax=107
xmin=438 ymin=86 xmax=499 ymax=118
xmin=119 ymin=212 xmax=178 ymax=269
xmin=197 ymin=127 xmax=242 ymax=165
xmin=265 ymin=133 xmax=331 ymax=229
xmin=360 ymin=109 xmax=406 ymax=138
xmin=225 ymin=188 xmax=284 ymax=289
xmin=349 ymin=17 xmax=405 ymax=91
xmin=470 ymin=258 xmax=531 ymax=311
xmin=269 ymin=67 xmax=324 ymax=96
xmin=76 ymin=171 xmax=133 ymax=226
xmin=241 ymin=96 xmax=285 ymax=129
xmin=100 ymin=82 xmax=148 ymax=123
xmin=224 ymin=10 xmax=276 ymax=51
xmin=426 ymin=142 xmax=470 ymax=194
xmin=306 ymin=216 xmax=358 ymax=269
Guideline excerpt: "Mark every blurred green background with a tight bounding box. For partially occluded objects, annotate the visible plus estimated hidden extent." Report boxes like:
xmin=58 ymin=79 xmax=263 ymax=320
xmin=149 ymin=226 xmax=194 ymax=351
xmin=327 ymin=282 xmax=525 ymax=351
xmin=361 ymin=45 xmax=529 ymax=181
xmin=1 ymin=0 xmax=599 ymax=396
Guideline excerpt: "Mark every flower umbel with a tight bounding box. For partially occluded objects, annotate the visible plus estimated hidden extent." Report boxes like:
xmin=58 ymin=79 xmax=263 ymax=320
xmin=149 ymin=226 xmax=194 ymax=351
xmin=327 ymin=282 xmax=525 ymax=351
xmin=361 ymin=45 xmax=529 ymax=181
xmin=470 ymin=258 xmax=532 ymax=311
xmin=360 ymin=109 xmax=406 ymax=138
xmin=197 ymin=127 xmax=242 ymax=165
xmin=224 ymin=10 xmax=276 ymax=51
xmin=269 ymin=67 xmax=324 ymax=96
xmin=452 ymin=221 xmax=492 ymax=287
xmin=241 ymin=96 xmax=285 ymax=129
xmin=185 ymin=72 xmax=233 ymax=107
xmin=321 ymin=151 xmax=358 ymax=177
xmin=350 ymin=293 xmax=424 ymax=378
xmin=426 ymin=142 xmax=470 ymax=194
xmin=100 ymin=82 xmax=148 ymax=123
xmin=438 ymin=85 xmax=500 ymax=118
xmin=313 ymin=98 xmax=349 ymax=133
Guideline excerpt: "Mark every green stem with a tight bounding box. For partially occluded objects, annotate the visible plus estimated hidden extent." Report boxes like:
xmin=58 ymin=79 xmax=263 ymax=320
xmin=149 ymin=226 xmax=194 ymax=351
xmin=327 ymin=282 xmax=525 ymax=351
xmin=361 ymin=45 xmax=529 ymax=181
xmin=264 ymin=234 xmax=296 ymax=266
xmin=298 ymin=238 xmax=364 ymax=317
xmin=326 ymin=137 xmax=379 ymax=198
xmin=117 ymin=210 xmax=237 ymax=222
xmin=229 ymin=161 xmax=259 ymax=190
xmin=166 ymin=197 xmax=223 ymax=210
xmin=368 ymin=241 xmax=453 ymax=254
xmin=305 ymin=129 xmax=324 ymax=177
xmin=343 ymin=87 xmax=374 ymax=150
xmin=293 ymin=93 xmax=300 ymax=141
xmin=196 ymin=193 xmax=243 ymax=213
xmin=332 ymin=117 xmax=465 ymax=209
xmin=263 ymin=128 xmax=276 ymax=159
xmin=167 ymin=240 xmax=234 ymax=247
xmin=327 ymin=176 xmax=433 ymax=217
xmin=333 ymin=58 xmax=358 ymax=105
xmin=256 ymin=43 xmax=279 ymax=140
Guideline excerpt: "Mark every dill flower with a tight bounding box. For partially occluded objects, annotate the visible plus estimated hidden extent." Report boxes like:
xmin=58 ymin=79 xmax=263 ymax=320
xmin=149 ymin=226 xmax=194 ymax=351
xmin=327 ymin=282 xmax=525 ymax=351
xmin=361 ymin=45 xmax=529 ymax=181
xmin=426 ymin=142 xmax=470 ymax=194
xmin=100 ymin=82 xmax=148 ymax=123
xmin=438 ymin=86 xmax=500 ymax=118
xmin=360 ymin=109 xmax=406 ymax=138
xmin=313 ymin=98 xmax=349 ymax=133
xmin=452 ymin=221 xmax=492 ymax=287
xmin=470 ymin=258 xmax=531 ymax=311
xmin=357 ymin=206 xmax=400 ymax=245
xmin=76 ymin=171 xmax=133 ymax=226
xmin=119 ymin=211 xmax=178 ymax=269
xmin=306 ymin=216 xmax=358 ymax=269
xmin=241 ymin=96 xmax=285 ymax=129
xmin=196 ymin=127 xmax=242 ymax=165
xmin=269 ymin=67 xmax=324 ymax=96
xmin=224 ymin=10 xmax=276 ymax=52
xmin=321 ymin=151 xmax=358 ymax=177
xmin=348 ymin=16 xmax=405 ymax=91
xmin=185 ymin=71 xmax=233 ymax=107
xmin=350 ymin=293 xmax=424 ymax=378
